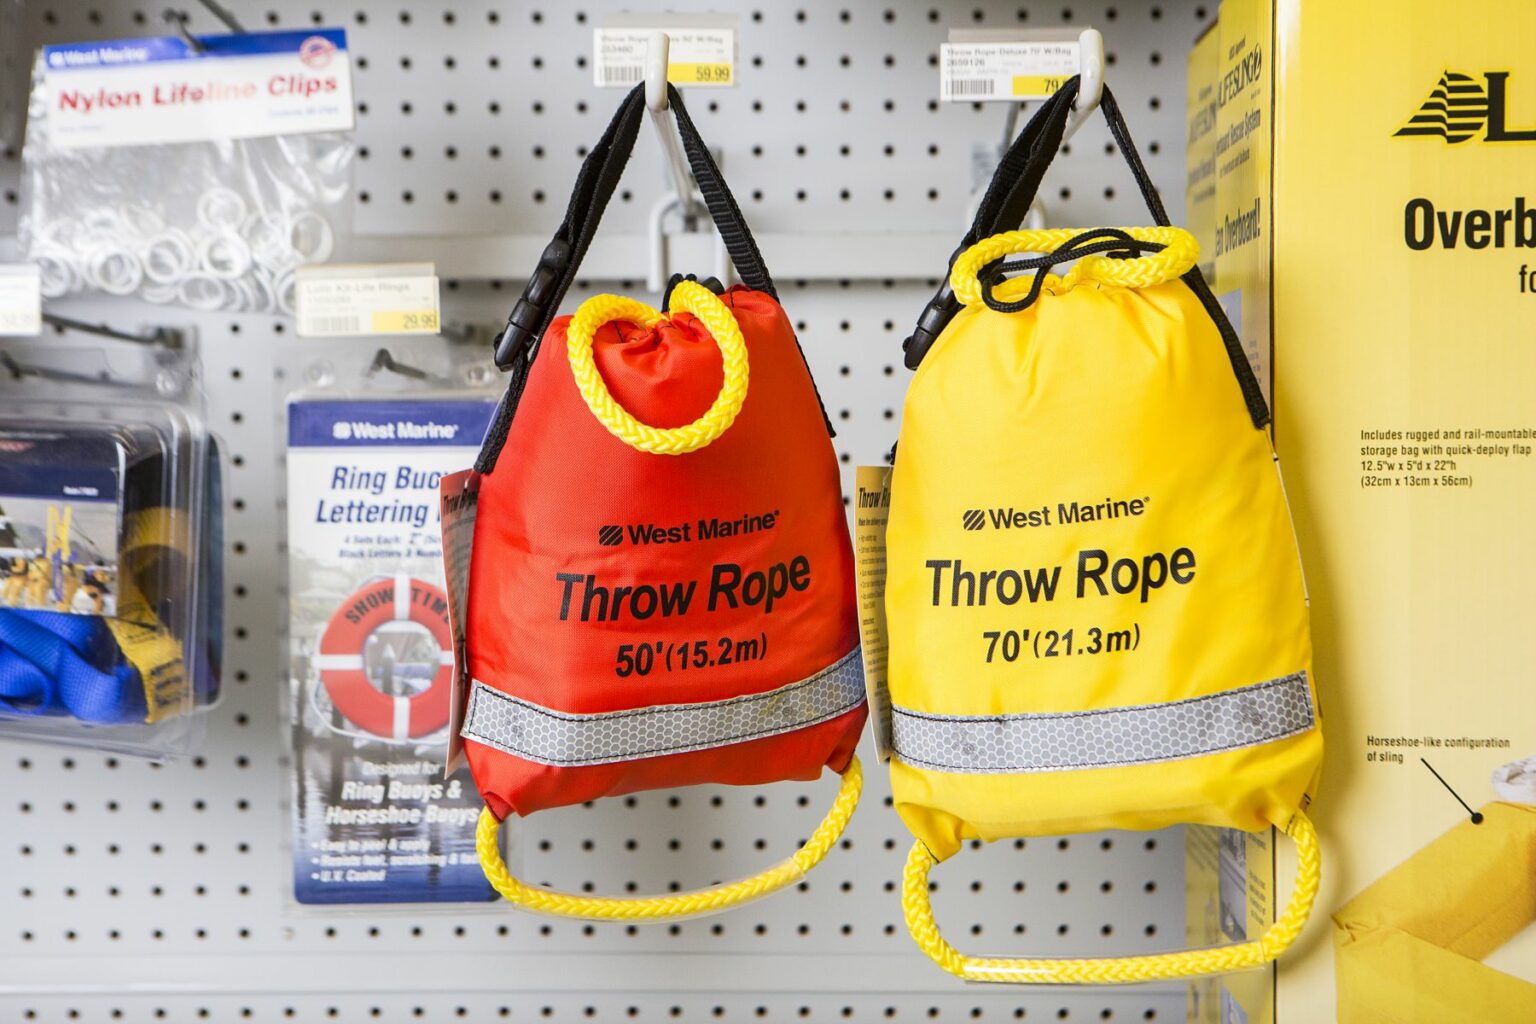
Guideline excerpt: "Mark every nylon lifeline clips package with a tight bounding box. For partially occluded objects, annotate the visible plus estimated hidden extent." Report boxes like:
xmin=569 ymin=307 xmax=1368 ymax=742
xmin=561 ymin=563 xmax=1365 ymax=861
xmin=18 ymin=29 xmax=354 ymax=313
xmin=885 ymin=79 xmax=1323 ymax=983
xmin=441 ymin=83 xmax=866 ymax=921
xmin=0 ymin=337 xmax=222 ymax=759
xmin=284 ymin=344 xmax=499 ymax=904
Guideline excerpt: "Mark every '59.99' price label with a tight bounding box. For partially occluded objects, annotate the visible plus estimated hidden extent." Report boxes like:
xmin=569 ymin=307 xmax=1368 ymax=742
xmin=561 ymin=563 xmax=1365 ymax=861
xmin=594 ymin=23 xmax=737 ymax=88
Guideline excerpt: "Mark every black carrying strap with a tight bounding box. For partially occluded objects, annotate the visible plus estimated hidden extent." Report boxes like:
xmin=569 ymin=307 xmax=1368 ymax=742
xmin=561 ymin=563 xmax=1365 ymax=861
xmin=475 ymin=84 xmax=778 ymax=473
xmin=901 ymin=80 xmax=1080 ymax=371
xmin=902 ymin=79 xmax=1270 ymax=430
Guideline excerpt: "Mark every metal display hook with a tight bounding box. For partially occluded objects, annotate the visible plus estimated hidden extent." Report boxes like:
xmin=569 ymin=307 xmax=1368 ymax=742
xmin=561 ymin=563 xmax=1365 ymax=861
xmin=1061 ymin=28 xmax=1106 ymax=144
xmin=42 ymin=313 xmax=185 ymax=351
xmin=161 ymin=0 xmax=246 ymax=54
xmin=366 ymin=347 xmax=462 ymax=389
xmin=645 ymin=32 xmax=704 ymax=227
xmin=644 ymin=32 xmax=730 ymax=295
xmin=366 ymin=348 xmax=430 ymax=382
xmin=962 ymin=27 xmax=1106 ymax=231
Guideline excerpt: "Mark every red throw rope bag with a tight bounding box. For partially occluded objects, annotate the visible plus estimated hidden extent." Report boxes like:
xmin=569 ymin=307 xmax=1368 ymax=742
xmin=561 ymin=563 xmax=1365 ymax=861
xmin=457 ymin=84 xmax=866 ymax=920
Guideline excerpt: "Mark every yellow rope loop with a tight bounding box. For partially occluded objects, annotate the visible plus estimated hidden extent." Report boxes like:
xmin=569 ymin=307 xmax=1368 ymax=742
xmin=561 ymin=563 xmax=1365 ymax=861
xmin=903 ymin=810 xmax=1320 ymax=984
xmin=566 ymin=281 xmax=750 ymax=456
xmin=950 ymin=227 xmax=1200 ymax=308
xmin=478 ymin=755 xmax=863 ymax=922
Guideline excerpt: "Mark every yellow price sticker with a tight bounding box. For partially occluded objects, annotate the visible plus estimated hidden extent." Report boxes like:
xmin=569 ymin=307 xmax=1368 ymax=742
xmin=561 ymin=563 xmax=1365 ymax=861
xmin=669 ymin=62 xmax=733 ymax=85
xmin=372 ymin=310 xmax=440 ymax=334
xmin=1012 ymin=74 xmax=1068 ymax=98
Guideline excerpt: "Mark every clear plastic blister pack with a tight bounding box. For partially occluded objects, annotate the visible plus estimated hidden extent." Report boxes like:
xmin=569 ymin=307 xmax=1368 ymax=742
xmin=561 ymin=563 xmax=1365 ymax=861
xmin=0 ymin=336 xmax=222 ymax=759
xmin=17 ymin=58 xmax=353 ymax=313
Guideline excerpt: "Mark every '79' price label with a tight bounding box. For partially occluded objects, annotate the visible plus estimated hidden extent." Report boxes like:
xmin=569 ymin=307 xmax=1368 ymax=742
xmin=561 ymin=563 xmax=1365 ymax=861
xmin=940 ymin=40 xmax=1079 ymax=102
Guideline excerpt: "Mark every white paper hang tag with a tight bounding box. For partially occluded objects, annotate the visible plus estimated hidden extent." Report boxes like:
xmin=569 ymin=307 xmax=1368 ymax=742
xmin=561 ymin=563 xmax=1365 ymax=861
xmin=594 ymin=17 xmax=738 ymax=88
xmin=0 ymin=265 xmax=43 ymax=337
xmin=295 ymin=263 xmax=440 ymax=338
xmin=438 ymin=469 xmax=480 ymax=777
xmin=853 ymin=465 xmax=894 ymax=762
xmin=41 ymin=29 xmax=354 ymax=149
xmin=940 ymin=33 xmax=1080 ymax=102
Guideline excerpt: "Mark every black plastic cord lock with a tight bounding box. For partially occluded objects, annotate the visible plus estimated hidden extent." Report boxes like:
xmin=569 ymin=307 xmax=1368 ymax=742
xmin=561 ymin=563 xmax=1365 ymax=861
xmin=661 ymin=273 xmax=725 ymax=311
xmin=493 ymin=238 xmax=572 ymax=370
xmin=901 ymin=287 xmax=955 ymax=370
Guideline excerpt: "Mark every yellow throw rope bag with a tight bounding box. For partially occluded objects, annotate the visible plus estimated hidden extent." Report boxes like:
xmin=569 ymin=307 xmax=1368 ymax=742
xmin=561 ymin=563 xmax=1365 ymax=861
xmin=886 ymin=80 xmax=1323 ymax=984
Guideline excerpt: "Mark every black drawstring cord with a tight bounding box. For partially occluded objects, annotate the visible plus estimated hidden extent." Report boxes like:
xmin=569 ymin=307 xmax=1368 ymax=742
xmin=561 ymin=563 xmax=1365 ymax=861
xmin=976 ymin=228 xmax=1167 ymax=314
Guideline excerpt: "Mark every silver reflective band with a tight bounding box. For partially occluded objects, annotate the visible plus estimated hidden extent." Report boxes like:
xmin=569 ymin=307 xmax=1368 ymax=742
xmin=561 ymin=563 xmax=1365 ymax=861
xmin=891 ymin=672 xmax=1313 ymax=774
xmin=462 ymin=647 xmax=865 ymax=767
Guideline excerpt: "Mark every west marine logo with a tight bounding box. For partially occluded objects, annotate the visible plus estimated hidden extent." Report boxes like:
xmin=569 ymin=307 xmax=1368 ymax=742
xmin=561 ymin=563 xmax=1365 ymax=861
xmin=1395 ymin=70 xmax=1536 ymax=144
xmin=597 ymin=524 xmax=624 ymax=546
xmin=961 ymin=509 xmax=986 ymax=531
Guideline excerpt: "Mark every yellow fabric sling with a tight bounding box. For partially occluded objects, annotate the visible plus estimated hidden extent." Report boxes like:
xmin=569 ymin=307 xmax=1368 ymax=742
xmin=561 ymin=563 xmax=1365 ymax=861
xmin=1333 ymin=802 xmax=1536 ymax=1023
xmin=886 ymin=78 xmax=1323 ymax=984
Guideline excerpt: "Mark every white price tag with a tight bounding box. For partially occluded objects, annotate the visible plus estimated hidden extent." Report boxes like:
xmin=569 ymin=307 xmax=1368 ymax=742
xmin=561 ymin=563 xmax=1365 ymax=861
xmin=940 ymin=40 xmax=1079 ymax=102
xmin=0 ymin=265 xmax=43 ymax=337
xmin=295 ymin=263 xmax=440 ymax=338
xmin=594 ymin=25 xmax=737 ymax=88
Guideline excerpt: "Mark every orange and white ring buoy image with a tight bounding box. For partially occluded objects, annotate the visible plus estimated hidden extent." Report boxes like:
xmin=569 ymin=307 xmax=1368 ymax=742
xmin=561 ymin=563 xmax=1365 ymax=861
xmin=316 ymin=574 xmax=454 ymax=740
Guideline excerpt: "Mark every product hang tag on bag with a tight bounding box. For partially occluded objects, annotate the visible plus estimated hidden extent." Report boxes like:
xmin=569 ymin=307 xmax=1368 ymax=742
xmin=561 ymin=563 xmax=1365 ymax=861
xmin=854 ymin=465 xmax=894 ymax=762
xmin=594 ymin=15 xmax=738 ymax=87
xmin=940 ymin=29 xmax=1081 ymax=102
xmin=439 ymin=469 xmax=479 ymax=777
xmin=41 ymin=28 xmax=354 ymax=149
xmin=295 ymin=263 xmax=440 ymax=338
xmin=0 ymin=264 xmax=42 ymax=336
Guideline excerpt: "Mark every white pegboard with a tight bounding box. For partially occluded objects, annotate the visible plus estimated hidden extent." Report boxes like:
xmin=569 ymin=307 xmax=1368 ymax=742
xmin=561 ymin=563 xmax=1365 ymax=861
xmin=0 ymin=2 xmax=1224 ymax=1021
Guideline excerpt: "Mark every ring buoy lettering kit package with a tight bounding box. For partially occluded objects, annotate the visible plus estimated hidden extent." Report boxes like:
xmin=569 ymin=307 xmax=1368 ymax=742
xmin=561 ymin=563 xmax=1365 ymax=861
xmin=439 ymin=83 xmax=866 ymax=921
xmin=883 ymin=79 xmax=1323 ymax=983
xmin=0 ymin=339 xmax=222 ymax=761
xmin=284 ymin=349 xmax=500 ymax=905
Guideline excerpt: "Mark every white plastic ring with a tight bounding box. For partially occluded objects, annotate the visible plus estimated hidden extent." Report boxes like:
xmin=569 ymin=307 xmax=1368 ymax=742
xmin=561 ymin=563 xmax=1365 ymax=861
xmin=197 ymin=188 xmax=249 ymax=232
xmin=230 ymin=276 xmax=259 ymax=312
xmin=198 ymin=231 xmax=254 ymax=279
xmin=288 ymin=211 xmax=334 ymax=263
xmin=86 ymin=247 xmax=144 ymax=296
xmin=243 ymin=212 xmax=291 ymax=262
xmin=34 ymin=248 xmax=78 ymax=299
xmin=250 ymin=266 xmax=278 ymax=313
xmin=274 ymin=267 xmax=299 ymax=316
xmin=178 ymin=273 xmax=229 ymax=311
xmin=142 ymin=230 xmax=196 ymax=284
xmin=141 ymin=281 xmax=179 ymax=305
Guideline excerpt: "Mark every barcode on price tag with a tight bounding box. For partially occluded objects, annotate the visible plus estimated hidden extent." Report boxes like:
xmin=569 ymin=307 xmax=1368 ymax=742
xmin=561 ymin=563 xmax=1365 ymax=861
xmin=940 ymin=37 xmax=1080 ymax=102
xmin=0 ymin=265 xmax=42 ymax=337
xmin=295 ymin=263 xmax=440 ymax=339
xmin=594 ymin=18 xmax=737 ymax=88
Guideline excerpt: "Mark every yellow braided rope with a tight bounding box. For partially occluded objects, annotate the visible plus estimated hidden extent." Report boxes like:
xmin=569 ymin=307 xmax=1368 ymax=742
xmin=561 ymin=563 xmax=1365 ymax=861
xmin=566 ymin=280 xmax=750 ymax=455
xmin=950 ymin=226 xmax=1200 ymax=308
xmin=478 ymin=755 xmax=863 ymax=921
xmin=903 ymin=810 xmax=1320 ymax=983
